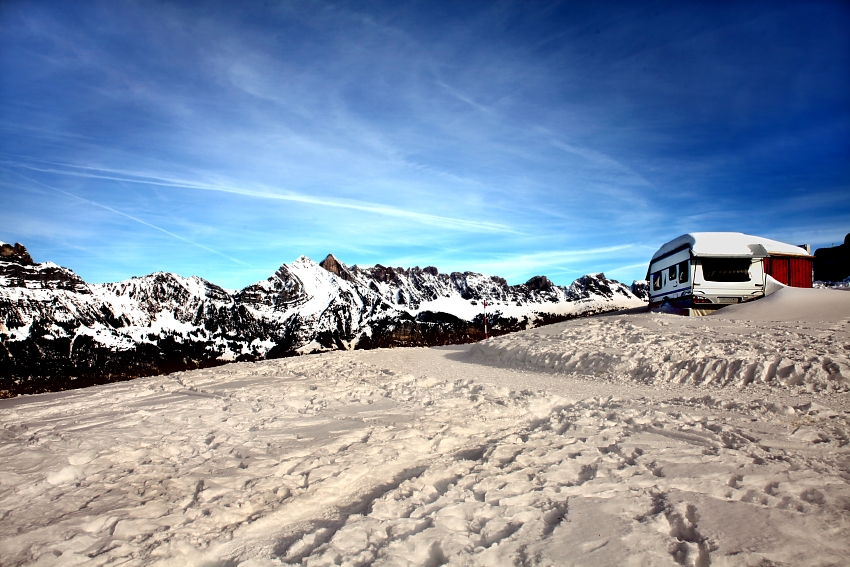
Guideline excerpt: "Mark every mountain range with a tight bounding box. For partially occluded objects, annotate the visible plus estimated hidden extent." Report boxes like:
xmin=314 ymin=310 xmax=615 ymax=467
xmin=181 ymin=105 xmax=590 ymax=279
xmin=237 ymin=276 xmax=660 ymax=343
xmin=0 ymin=242 xmax=648 ymax=396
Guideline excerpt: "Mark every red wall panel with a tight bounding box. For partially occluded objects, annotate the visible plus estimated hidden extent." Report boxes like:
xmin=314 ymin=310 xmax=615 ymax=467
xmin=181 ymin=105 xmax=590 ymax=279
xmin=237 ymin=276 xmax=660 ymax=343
xmin=790 ymin=257 xmax=813 ymax=288
xmin=764 ymin=256 xmax=812 ymax=288
xmin=765 ymin=257 xmax=790 ymax=285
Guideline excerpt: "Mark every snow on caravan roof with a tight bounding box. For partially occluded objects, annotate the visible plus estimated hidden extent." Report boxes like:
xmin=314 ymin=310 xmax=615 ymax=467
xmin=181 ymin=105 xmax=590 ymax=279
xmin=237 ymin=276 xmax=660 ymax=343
xmin=651 ymin=232 xmax=809 ymax=262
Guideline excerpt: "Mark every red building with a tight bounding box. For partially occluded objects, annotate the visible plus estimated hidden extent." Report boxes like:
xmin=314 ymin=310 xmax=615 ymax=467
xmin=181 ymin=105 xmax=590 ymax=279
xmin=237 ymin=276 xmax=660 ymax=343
xmin=763 ymin=254 xmax=813 ymax=288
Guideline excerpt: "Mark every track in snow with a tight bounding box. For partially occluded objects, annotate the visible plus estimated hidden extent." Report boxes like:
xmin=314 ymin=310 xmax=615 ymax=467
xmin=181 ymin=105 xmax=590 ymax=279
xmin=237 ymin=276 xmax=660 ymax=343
xmin=1 ymin=288 xmax=849 ymax=566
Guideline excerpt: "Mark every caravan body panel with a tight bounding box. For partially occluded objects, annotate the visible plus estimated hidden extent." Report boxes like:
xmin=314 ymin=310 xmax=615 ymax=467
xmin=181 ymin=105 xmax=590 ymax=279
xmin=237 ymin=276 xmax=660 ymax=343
xmin=647 ymin=247 xmax=692 ymax=307
xmin=647 ymin=232 xmax=811 ymax=312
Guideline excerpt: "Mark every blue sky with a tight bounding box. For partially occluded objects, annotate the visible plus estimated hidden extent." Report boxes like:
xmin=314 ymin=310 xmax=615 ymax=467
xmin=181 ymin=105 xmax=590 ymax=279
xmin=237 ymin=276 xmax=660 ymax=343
xmin=1 ymin=0 xmax=848 ymax=289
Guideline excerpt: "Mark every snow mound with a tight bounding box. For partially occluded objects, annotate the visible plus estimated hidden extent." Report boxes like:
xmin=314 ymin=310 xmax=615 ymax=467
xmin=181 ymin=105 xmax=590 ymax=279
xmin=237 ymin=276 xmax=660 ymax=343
xmin=712 ymin=286 xmax=850 ymax=322
xmin=469 ymin=288 xmax=850 ymax=392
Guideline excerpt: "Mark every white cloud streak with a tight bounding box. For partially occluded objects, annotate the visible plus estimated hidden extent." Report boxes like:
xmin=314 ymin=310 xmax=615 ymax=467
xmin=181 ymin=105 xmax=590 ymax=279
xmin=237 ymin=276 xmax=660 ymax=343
xmin=547 ymin=138 xmax=652 ymax=188
xmin=3 ymin=160 xmax=517 ymax=234
xmin=603 ymin=262 xmax=650 ymax=277
xmin=6 ymin=170 xmax=251 ymax=267
xmin=436 ymin=81 xmax=493 ymax=115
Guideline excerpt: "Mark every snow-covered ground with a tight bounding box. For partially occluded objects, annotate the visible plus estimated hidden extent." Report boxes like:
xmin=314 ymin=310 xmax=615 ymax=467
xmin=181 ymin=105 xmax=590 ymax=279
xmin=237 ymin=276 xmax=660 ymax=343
xmin=1 ymin=288 xmax=849 ymax=567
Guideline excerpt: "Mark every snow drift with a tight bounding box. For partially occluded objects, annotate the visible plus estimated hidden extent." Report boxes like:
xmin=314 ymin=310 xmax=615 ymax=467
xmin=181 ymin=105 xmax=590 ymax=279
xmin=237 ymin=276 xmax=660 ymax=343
xmin=468 ymin=287 xmax=850 ymax=393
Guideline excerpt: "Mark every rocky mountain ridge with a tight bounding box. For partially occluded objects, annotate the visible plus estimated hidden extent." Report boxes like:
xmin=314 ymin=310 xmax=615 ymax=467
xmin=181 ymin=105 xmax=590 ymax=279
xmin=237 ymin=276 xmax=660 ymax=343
xmin=0 ymin=243 xmax=647 ymax=396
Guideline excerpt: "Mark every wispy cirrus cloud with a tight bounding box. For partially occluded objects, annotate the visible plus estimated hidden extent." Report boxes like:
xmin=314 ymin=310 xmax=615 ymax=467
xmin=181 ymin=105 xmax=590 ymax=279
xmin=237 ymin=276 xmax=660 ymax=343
xmin=7 ymin=170 xmax=251 ymax=267
xmin=2 ymin=159 xmax=517 ymax=234
xmin=602 ymin=262 xmax=651 ymax=277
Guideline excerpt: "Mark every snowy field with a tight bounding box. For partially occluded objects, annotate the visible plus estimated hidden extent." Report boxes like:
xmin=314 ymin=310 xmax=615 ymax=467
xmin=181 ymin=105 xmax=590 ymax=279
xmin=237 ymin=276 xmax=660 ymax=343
xmin=1 ymin=288 xmax=849 ymax=567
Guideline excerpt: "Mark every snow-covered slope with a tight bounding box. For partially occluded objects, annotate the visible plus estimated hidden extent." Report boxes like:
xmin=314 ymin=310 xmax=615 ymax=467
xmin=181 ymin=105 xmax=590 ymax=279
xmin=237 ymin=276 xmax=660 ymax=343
xmin=1 ymin=286 xmax=847 ymax=566
xmin=469 ymin=286 xmax=850 ymax=393
xmin=0 ymin=246 xmax=645 ymax=395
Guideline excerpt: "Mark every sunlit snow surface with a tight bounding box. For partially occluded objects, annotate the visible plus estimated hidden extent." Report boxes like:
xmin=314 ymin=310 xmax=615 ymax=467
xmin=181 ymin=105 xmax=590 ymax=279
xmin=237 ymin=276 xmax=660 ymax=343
xmin=1 ymin=289 xmax=849 ymax=566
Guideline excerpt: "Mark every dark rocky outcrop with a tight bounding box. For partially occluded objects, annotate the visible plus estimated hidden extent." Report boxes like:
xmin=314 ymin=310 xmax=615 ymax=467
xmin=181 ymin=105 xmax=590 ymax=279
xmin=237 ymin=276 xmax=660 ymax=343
xmin=319 ymin=254 xmax=353 ymax=281
xmin=0 ymin=243 xmax=90 ymax=293
xmin=524 ymin=275 xmax=554 ymax=292
xmin=0 ymin=243 xmax=33 ymax=265
xmin=630 ymin=280 xmax=650 ymax=301
xmin=814 ymin=234 xmax=850 ymax=283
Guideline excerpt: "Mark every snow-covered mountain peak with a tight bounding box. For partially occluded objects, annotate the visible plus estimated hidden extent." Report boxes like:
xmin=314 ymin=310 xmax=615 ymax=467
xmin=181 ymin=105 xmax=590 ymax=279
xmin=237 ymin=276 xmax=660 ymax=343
xmin=291 ymin=255 xmax=318 ymax=267
xmin=0 ymin=246 xmax=90 ymax=293
xmin=1 ymin=245 xmax=647 ymax=395
xmin=103 ymin=270 xmax=225 ymax=295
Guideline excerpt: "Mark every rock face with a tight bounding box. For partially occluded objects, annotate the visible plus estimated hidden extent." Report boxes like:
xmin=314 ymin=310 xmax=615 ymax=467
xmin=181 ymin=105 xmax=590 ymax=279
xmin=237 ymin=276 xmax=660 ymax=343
xmin=319 ymin=253 xmax=353 ymax=281
xmin=0 ymin=246 xmax=647 ymax=396
xmin=0 ymin=243 xmax=33 ymax=264
xmin=814 ymin=234 xmax=850 ymax=283
xmin=630 ymin=280 xmax=650 ymax=301
xmin=0 ymin=243 xmax=89 ymax=293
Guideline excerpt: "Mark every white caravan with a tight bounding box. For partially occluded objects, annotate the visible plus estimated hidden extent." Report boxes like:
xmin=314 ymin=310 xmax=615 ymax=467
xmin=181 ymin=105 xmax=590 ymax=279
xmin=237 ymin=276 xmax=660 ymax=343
xmin=647 ymin=232 xmax=812 ymax=315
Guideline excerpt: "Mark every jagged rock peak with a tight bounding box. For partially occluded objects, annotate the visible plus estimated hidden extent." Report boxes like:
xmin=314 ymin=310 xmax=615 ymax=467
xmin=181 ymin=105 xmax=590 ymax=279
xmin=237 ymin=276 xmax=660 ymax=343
xmin=319 ymin=254 xmax=352 ymax=281
xmin=0 ymin=242 xmax=33 ymax=265
xmin=524 ymin=275 xmax=553 ymax=291
xmin=370 ymin=264 xmax=401 ymax=283
xmin=0 ymin=242 xmax=88 ymax=293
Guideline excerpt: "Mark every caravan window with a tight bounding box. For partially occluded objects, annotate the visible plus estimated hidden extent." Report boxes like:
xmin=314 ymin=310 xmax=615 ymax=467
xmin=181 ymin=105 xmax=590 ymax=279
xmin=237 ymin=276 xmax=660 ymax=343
xmin=652 ymin=272 xmax=662 ymax=291
xmin=701 ymin=258 xmax=751 ymax=282
xmin=668 ymin=265 xmax=677 ymax=281
xmin=678 ymin=260 xmax=689 ymax=283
